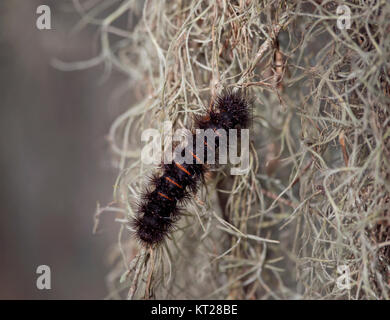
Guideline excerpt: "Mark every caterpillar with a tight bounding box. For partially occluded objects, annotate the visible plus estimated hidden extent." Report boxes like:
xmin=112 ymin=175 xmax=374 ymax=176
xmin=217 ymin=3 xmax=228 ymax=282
xmin=132 ymin=91 xmax=250 ymax=246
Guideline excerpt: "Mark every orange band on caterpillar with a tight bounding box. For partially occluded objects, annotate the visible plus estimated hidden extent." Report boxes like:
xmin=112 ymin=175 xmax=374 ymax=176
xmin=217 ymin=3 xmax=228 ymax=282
xmin=175 ymin=162 xmax=191 ymax=176
xmin=165 ymin=177 xmax=183 ymax=189
xmin=158 ymin=192 xmax=172 ymax=201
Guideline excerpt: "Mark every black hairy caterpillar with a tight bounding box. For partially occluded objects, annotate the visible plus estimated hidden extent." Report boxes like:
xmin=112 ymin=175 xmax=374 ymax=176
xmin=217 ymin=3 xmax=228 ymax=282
xmin=132 ymin=91 xmax=250 ymax=246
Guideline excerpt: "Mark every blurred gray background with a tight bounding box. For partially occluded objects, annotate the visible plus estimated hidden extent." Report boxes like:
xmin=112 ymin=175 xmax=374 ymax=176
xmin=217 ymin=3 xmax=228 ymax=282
xmin=0 ymin=0 xmax=125 ymax=299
